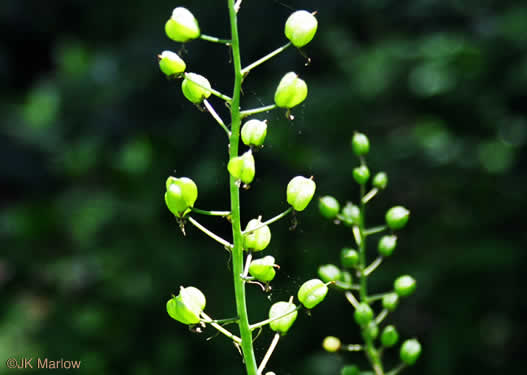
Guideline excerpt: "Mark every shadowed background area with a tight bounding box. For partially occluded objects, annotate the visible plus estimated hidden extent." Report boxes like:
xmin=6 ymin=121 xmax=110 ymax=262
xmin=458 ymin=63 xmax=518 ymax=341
xmin=1 ymin=0 xmax=526 ymax=374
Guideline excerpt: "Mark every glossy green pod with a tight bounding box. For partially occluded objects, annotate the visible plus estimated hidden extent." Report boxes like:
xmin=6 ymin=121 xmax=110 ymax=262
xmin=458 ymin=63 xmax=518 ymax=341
xmin=274 ymin=72 xmax=308 ymax=109
xmin=166 ymin=286 xmax=206 ymax=325
xmin=287 ymin=176 xmax=316 ymax=211
xmin=385 ymin=206 xmax=410 ymax=230
xmin=158 ymin=50 xmax=186 ymax=76
xmin=249 ymin=255 xmax=276 ymax=282
xmin=284 ymin=10 xmax=318 ymax=48
xmin=319 ymin=195 xmax=340 ymax=219
xmin=165 ymin=7 xmax=200 ymax=42
xmin=244 ymin=218 xmax=271 ymax=251
xmin=181 ymin=72 xmax=212 ymax=104
xmin=228 ymin=150 xmax=255 ymax=184
xmin=241 ymin=119 xmax=267 ymax=147
xmin=165 ymin=176 xmax=198 ymax=218
xmin=297 ymin=278 xmax=328 ymax=309
xmin=269 ymin=301 xmax=298 ymax=334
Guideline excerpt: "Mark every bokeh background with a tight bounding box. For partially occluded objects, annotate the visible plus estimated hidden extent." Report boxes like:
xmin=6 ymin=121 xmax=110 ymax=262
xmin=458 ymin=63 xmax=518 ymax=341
xmin=1 ymin=0 xmax=526 ymax=374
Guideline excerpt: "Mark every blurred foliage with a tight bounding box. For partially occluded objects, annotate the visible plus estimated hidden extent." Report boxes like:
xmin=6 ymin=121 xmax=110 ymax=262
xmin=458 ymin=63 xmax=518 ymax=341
xmin=1 ymin=0 xmax=526 ymax=374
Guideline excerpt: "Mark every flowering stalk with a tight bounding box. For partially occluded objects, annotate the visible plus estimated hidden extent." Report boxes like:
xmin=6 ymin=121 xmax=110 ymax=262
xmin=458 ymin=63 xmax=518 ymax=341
xmin=161 ymin=3 xmax=321 ymax=375
xmin=226 ymin=0 xmax=258 ymax=373
xmin=318 ymin=133 xmax=421 ymax=375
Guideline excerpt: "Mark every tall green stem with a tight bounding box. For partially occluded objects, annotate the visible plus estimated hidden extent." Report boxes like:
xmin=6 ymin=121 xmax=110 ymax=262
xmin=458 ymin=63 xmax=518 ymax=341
xmin=358 ymin=184 xmax=384 ymax=375
xmin=227 ymin=1 xmax=258 ymax=374
xmin=358 ymin=185 xmax=368 ymax=302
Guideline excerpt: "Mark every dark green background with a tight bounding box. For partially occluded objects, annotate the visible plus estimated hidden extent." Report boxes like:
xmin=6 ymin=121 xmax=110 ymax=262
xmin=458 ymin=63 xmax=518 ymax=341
xmin=1 ymin=0 xmax=525 ymax=374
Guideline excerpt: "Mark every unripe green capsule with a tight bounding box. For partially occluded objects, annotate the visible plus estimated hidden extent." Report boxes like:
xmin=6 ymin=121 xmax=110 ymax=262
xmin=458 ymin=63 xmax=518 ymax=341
xmin=241 ymin=119 xmax=267 ymax=147
xmin=354 ymin=303 xmax=374 ymax=326
xmin=378 ymin=235 xmax=397 ymax=257
xmin=341 ymin=248 xmax=359 ymax=268
xmin=284 ymin=10 xmax=318 ymax=48
xmin=297 ymin=279 xmax=328 ymax=309
xmin=274 ymin=72 xmax=308 ymax=109
xmin=394 ymin=275 xmax=416 ymax=297
xmin=322 ymin=336 xmax=341 ymax=352
xmin=365 ymin=321 xmax=379 ymax=340
xmin=228 ymin=150 xmax=255 ymax=184
xmin=351 ymin=132 xmax=370 ymax=156
xmin=381 ymin=325 xmax=399 ymax=347
xmin=249 ymin=255 xmax=276 ymax=282
xmin=287 ymin=176 xmax=316 ymax=211
xmin=181 ymin=73 xmax=211 ymax=104
xmin=341 ymin=365 xmax=360 ymax=375
xmin=165 ymin=7 xmax=200 ymax=42
xmin=385 ymin=206 xmax=410 ymax=230
xmin=158 ymin=50 xmax=186 ymax=77
xmin=353 ymin=165 xmax=370 ymax=185
xmin=244 ymin=218 xmax=271 ymax=251
xmin=269 ymin=301 xmax=298 ymax=334
xmin=382 ymin=292 xmax=399 ymax=312
xmin=372 ymin=172 xmax=388 ymax=190
xmin=165 ymin=176 xmax=198 ymax=218
xmin=318 ymin=264 xmax=341 ymax=283
xmin=319 ymin=195 xmax=340 ymax=219
xmin=400 ymin=339 xmax=422 ymax=365
xmin=166 ymin=286 xmax=206 ymax=325
xmin=341 ymin=202 xmax=360 ymax=226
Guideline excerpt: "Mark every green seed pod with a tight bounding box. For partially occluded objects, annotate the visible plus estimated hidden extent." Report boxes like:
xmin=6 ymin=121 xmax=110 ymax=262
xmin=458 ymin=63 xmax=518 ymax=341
xmin=318 ymin=264 xmax=341 ymax=283
xmin=274 ymin=72 xmax=308 ymax=109
xmin=181 ymin=72 xmax=212 ymax=104
xmin=381 ymin=325 xmax=399 ymax=347
xmin=165 ymin=7 xmax=200 ymax=42
xmin=284 ymin=10 xmax=318 ymax=48
xmin=241 ymin=119 xmax=267 ymax=147
xmin=354 ymin=303 xmax=374 ymax=326
xmin=378 ymin=235 xmax=397 ymax=257
xmin=158 ymin=50 xmax=186 ymax=77
xmin=297 ymin=279 xmax=328 ymax=309
xmin=382 ymin=292 xmax=399 ymax=312
xmin=372 ymin=172 xmax=388 ymax=190
xmin=341 ymin=202 xmax=360 ymax=226
xmin=269 ymin=301 xmax=298 ymax=334
xmin=400 ymin=339 xmax=422 ymax=365
xmin=319 ymin=195 xmax=340 ymax=219
xmin=287 ymin=176 xmax=316 ymax=211
xmin=322 ymin=336 xmax=341 ymax=352
xmin=385 ymin=206 xmax=410 ymax=230
xmin=351 ymin=132 xmax=370 ymax=156
xmin=394 ymin=275 xmax=416 ymax=297
xmin=341 ymin=365 xmax=360 ymax=375
xmin=353 ymin=165 xmax=370 ymax=185
xmin=249 ymin=255 xmax=276 ymax=282
xmin=165 ymin=176 xmax=198 ymax=218
xmin=228 ymin=150 xmax=256 ymax=184
xmin=341 ymin=248 xmax=359 ymax=268
xmin=243 ymin=218 xmax=271 ymax=251
xmin=166 ymin=286 xmax=206 ymax=325
xmin=365 ymin=321 xmax=379 ymax=340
